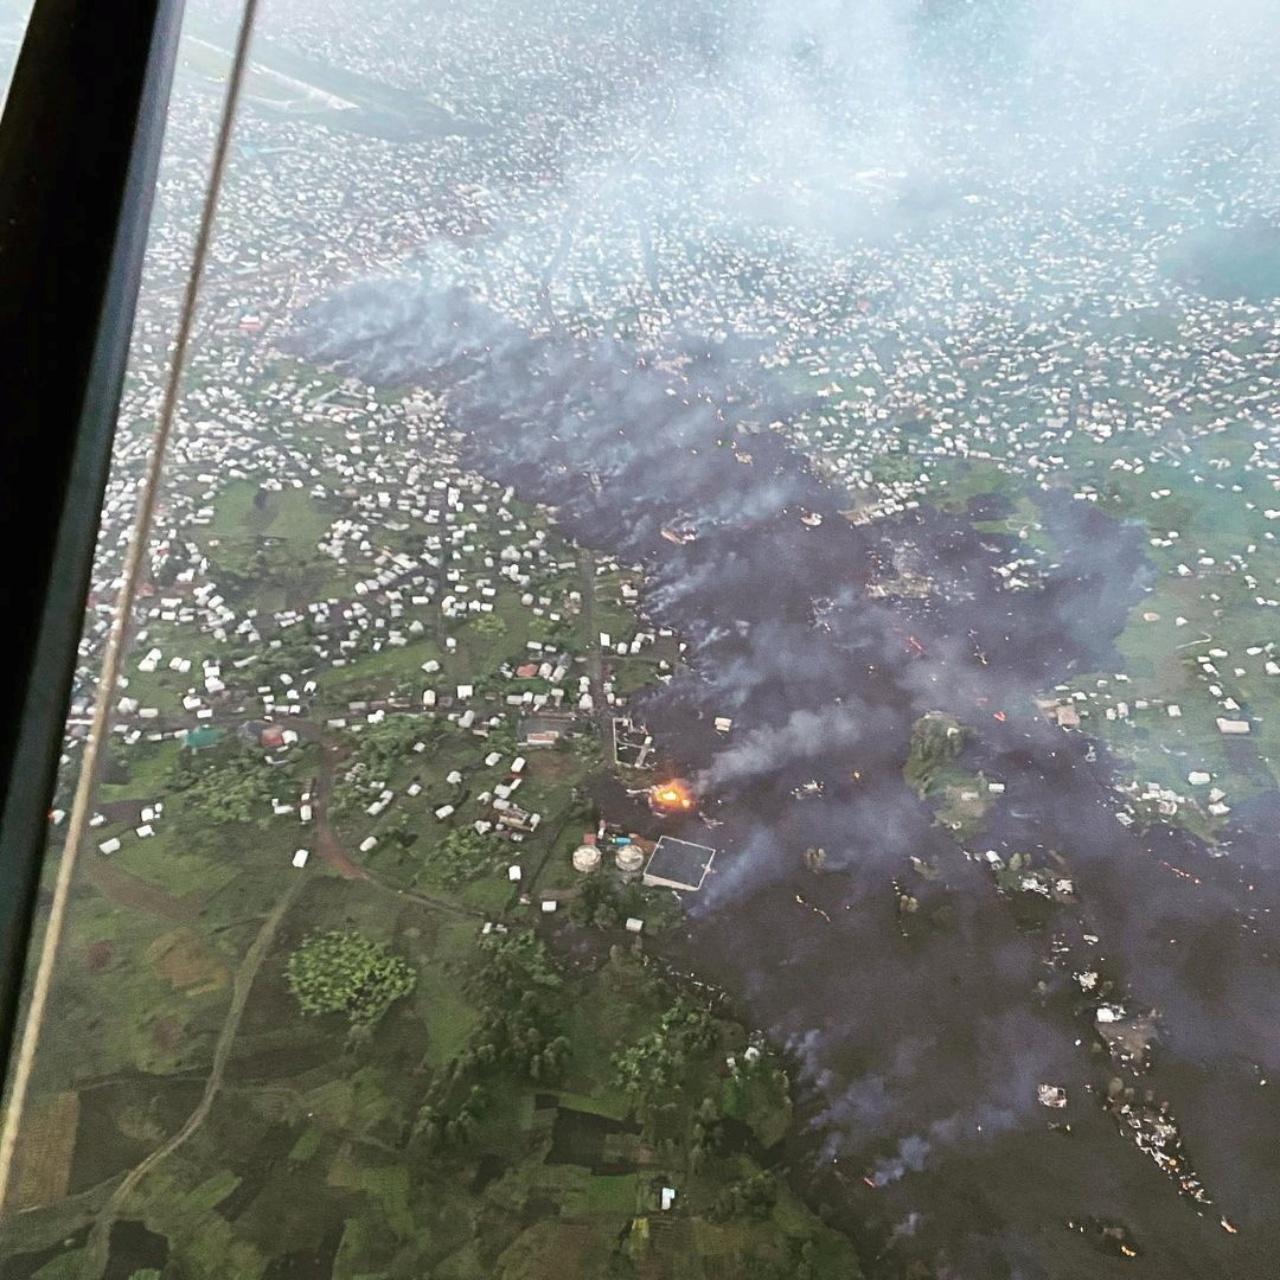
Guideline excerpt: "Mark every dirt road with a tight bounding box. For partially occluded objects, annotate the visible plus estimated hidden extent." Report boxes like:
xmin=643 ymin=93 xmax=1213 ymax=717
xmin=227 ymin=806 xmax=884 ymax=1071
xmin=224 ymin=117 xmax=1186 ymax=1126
xmin=81 ymin=872 xmax=307 ymax=1278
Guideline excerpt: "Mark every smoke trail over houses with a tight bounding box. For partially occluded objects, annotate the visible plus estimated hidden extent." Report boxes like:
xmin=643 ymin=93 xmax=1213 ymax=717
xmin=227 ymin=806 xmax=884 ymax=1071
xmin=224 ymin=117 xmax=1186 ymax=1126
xmin=699 ymin=705 xmax=868 ymax=789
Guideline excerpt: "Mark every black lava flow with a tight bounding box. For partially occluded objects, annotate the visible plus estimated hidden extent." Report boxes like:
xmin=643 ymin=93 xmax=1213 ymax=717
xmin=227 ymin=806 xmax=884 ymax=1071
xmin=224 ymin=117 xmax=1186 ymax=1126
xmin=289 ymin=283 xmax=1280 ymax=1279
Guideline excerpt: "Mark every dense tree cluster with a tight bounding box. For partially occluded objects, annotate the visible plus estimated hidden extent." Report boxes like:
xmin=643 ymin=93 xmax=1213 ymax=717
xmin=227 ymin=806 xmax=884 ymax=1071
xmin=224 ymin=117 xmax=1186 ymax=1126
xmin=412 ymin=1082 xmax=490 ymax=1150
xmin=569 ymin=873 xmax=648 ymax=929
xmin=413 ymin=930 xmax=569 ymax=1151
xmin=378 ymin=810 xmax=416 ymax=850
xmin=430 ymin=828 xmax=503 ymax=887
xmin=242 ymin=628 xmax=319 ymax=687
xmin=168 ymin=745 xmax=276 ymax=825
xmin=332 ymin=718 xmax=439 ymax=816
xmin=472 ymin=929 xmax=560 ymax=995
xmin=903 ymin=712 xmax=964 ymax=793
xmin=739 ymin=1239 xmax=823 ymax=1280
xmin=709 ymin=1170 xmax=778 ymax=1222
xmin=612 ymin=998 xmax=717 ymax=1119
xmin=689 ymin=1046 xmax=793 ymax=1170
xmin=721 ymin=1047 xmax=791 ymax=1132
xmin=469 ymin=931 xmax=569 ymax=1080
xmin=526 ymin=614 xmax=574 ymax=648
xmin=565 ymin=728 xmax=606 ymax=770
xmin=688 ymin=1095 xmax=726 ymax=1171
xmin=286 ymin=929 xmax=416 ymax=1030
xmin=483 ymin=720 xmax=518 ymax=756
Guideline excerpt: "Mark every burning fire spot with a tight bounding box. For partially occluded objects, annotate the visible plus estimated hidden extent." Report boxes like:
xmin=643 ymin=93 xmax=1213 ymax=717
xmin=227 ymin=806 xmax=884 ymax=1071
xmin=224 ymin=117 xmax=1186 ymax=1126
xmin=650 ymin=779 xmax=696 ymax=815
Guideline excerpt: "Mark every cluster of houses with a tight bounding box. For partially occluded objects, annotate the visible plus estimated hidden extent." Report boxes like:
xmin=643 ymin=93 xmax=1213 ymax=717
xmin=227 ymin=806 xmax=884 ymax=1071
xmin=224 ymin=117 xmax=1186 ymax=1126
xmin=74 ymin=376 xmax=676 ymax=855
xmin=44 ymin=0 xmax=1280 ymax=869
xmin=1040 ymin=623 xmax=1280 ymax=829
xmin=60 ymin=312 xmax=679 ymax=868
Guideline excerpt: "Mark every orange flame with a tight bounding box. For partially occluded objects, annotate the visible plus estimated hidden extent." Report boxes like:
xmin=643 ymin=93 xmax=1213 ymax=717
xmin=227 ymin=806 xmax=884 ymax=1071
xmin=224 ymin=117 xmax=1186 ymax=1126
xmin=650 ymin=779 xmax=696 ymax=813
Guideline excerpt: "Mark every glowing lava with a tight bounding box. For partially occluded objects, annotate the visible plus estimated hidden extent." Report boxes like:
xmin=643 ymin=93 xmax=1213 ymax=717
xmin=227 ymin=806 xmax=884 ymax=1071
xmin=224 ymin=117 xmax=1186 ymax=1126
xmin=649 ymin=779 xmax=696 ymax=815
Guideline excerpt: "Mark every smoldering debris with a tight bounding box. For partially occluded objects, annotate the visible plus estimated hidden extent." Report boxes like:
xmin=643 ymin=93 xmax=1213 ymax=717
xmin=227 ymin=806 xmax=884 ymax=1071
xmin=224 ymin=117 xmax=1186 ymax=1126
xmin=867 ymin=1105 xmax=1021 ymax=1187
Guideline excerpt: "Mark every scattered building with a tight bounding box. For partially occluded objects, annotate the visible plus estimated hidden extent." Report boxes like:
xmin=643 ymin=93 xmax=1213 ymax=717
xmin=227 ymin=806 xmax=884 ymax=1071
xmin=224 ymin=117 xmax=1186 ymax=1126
xmin=643 ymin=837 xmax=716 ymax=893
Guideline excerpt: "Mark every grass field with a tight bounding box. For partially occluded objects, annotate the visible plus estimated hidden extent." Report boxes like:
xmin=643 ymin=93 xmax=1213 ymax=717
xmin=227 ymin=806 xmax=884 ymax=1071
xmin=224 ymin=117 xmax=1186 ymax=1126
xmin=197 ymin=478 xmax=348 ymax=613
xmin=7 ymin=855 xmax=861 ymax=1280
xmin=11 ymin=1092 xmax=79 ymax=1210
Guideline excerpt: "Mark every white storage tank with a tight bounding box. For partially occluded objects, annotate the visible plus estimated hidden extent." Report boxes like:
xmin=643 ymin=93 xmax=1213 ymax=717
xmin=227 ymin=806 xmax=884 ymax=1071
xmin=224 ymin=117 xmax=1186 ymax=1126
xmin=572 ymin=844 xmax=602 ymax=874
xmin=615 ymin=845 xmax=645 ymax=876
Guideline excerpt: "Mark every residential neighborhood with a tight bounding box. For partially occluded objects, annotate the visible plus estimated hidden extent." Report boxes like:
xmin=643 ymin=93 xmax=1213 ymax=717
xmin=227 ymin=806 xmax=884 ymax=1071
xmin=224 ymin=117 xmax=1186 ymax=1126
xmin=5 ymin=1 xmax=1280 ymax=1278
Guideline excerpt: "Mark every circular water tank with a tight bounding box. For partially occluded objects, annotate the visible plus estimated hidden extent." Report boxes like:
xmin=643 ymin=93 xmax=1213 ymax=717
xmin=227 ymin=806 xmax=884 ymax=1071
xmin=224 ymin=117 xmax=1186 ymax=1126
xmin=615 ymin=845 xmax=645 ymax=874
xmin=572 ymin=844 xmax=602 ymax=873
